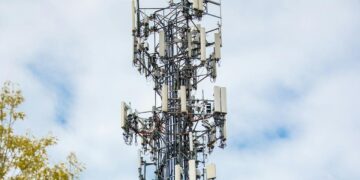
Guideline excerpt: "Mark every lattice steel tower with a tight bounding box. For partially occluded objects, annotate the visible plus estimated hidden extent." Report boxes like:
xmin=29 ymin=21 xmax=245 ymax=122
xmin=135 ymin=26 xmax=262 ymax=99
xmin=121 ymin=0 xmax=227 ymax=179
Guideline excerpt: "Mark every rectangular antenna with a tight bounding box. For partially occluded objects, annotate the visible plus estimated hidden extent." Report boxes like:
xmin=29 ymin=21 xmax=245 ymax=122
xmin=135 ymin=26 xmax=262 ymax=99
xmin=206 ymin=164 xmax=216 ymax=179
xmin=159 ymin=31 xmax=166 ymax=57
xmin=220 ymin=87 xmax=227 ymax=113
xmin=189 ymin=132 xmax=194 ymax=151
xmin=120 ymin=102 xmax=127 ymax=129
xmin=131 ymin=0 xmax=136 ymax=32
xmin=193 ymin=0 xmax=199 ymax=10
xmin=214 ymin=32 xmax=221 ymax=59
xmin=198 ymin=0 xmax=204 ymax=11
xmin=189 ymin=160 xmax=196 ymax=180
xmin=161 ymin=84 xmax=168 ymax=112
xmin=188 ymin=32 xmax=192 ymax=57
xmin=214 ymin=86 xmax=221 ymax=113
xmin=175 ymin=164 xmax=182 ymax=180
xmin=214 ymin=86 xmax=227 ymax=113
xmin=200 ymin=28 xmax=206 ymax=62
xmin=212 ymin=59 xmax=217 ymax=78
xmin=180 ymin=86 xmax=187 ymax=113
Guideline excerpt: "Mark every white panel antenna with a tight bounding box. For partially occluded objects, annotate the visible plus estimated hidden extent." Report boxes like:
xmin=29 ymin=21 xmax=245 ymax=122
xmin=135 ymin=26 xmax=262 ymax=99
xmin=214 ymin=86 xmax=221 ymax=113
xmin=221 ymin=87 xmax=227 ymax=113
xmin=214 ymin=86 xmax=227 ymax=113
xmin=198 ymin=0 xmax=204 ymax=11
xmin=206 ymin=163 xmax=216 ymax=179
xmin=193 ymin=0 xmax=199 ymax=10
xmin=131 ymin=0 xmax=136 ymax=32
xmin=200 ymin=27 xmax=206 ymax=62
xmin=189 ymin=132 xmax=194 ymax=151
xmin=193 ymin=0 xmax=204 ymax=11
xmin=159 ymin=31 xmax=166 ymax=57
xmin=175 ymin=164 xmax=182 ymax=180
xmin=162 ymin=84 xmax=168 ymax=112
xmin=180 ymin=86 xmax=187 ymax=113
xmin=188 ymin=32 xmax=193 ymax=57
xmin=189 ymin=160 xmax=196 ymax=180
xmin=214 ymin=32 xmax=221 ymax=59
xmin=120 ymin=101 xmax=128 ymax=129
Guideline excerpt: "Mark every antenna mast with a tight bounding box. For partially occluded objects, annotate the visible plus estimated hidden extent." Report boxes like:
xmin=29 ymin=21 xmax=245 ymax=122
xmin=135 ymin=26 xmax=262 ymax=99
xmin=122 ymin=0 xmax=227 ymax=179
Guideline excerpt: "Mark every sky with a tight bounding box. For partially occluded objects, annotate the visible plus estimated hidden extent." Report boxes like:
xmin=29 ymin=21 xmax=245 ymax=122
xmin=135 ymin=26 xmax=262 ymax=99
xmin=1 ymin=0 xmax=360 ymax=179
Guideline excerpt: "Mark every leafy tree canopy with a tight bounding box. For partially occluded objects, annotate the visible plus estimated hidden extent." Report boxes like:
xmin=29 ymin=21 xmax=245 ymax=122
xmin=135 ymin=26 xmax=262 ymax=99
xmin=0 ymin=81 xmax=84 ymax=179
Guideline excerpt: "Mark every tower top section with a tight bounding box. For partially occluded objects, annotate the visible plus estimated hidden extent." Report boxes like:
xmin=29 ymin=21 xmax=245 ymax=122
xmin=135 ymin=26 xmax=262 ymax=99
xmin=122 ymin=1 xmax=227 ymax=179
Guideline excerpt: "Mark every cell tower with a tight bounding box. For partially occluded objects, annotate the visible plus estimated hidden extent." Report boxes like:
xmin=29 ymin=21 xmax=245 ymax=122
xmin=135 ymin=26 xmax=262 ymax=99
xmin=121 ymin=0 xmax=227 ymax=179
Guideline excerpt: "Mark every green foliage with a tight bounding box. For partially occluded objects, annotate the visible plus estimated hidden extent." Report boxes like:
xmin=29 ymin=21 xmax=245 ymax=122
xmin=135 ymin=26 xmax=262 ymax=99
xmin=0 ymin=81 xmax=84 ymax=179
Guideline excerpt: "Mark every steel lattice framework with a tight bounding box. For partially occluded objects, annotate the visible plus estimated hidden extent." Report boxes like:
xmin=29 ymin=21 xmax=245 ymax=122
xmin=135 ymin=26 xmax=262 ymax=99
xmin=121 ymin=0 xmax=227 ymax=179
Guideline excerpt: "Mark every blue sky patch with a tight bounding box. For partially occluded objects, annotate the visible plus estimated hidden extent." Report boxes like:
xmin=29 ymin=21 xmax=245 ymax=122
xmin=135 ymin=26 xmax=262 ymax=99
xmin=26 ymin=57 xmax=73 ymax=125
xmin=264 ymin=126 xmax=290 ymax=140
xmin=235 ymin=125 xmax=291 ymax=150
xmin=267 ymin=83 xmax=299 ymax=105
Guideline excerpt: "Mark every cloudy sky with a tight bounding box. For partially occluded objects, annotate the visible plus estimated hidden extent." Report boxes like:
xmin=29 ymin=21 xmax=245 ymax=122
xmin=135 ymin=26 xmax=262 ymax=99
xmin=1 ymin=0 xmax=360 ymax=179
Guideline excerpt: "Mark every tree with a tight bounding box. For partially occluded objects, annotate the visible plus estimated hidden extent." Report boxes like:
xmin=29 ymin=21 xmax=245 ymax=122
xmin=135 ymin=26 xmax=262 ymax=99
xmin=0 ymin=81 xmax=84 ymax=179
